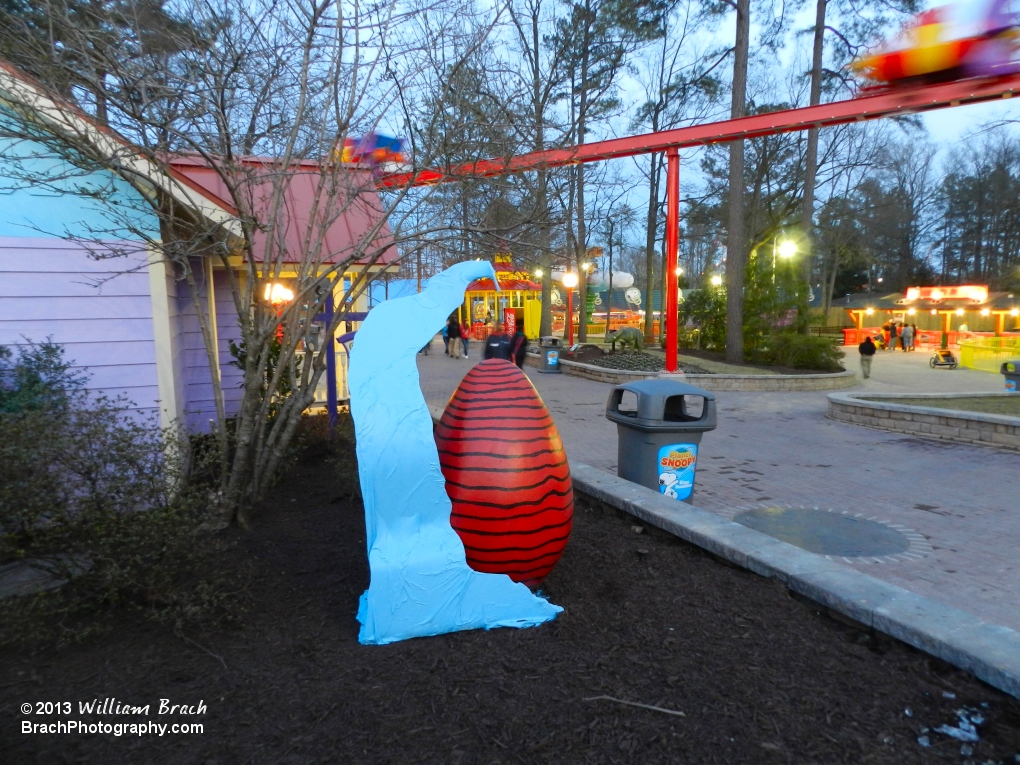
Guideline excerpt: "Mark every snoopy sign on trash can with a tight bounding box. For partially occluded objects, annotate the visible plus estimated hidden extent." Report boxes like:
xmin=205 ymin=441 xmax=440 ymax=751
xmin=606 ymin=380 xmax=717 ymax=504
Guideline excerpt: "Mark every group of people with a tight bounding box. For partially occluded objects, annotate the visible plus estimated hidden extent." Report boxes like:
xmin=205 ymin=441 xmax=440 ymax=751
xmin=881 ymin=321 xmax=919 ymax=352
xmin=437 ymin=315 xmax=528 ymax=369
xmin=441 ymin=316 xmax=473 ymax=359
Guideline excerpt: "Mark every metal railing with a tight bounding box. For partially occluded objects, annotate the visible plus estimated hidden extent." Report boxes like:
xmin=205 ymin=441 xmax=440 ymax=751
xmin=959 ymin=337 xmax=1020 ymax=373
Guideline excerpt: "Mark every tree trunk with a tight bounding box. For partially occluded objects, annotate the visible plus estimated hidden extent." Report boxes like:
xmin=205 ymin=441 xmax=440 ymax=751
xmin=800 ymin=0 xmax=827 ymax=327
xmin=725 ymin=0 xmax=751 ymax=363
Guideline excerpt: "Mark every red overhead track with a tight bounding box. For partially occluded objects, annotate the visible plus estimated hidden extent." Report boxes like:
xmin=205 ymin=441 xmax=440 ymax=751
xmin=379 ymin=73 xmax=1020 ymax=372
xmin=379 ymin=73 xmax=1020 ymax=189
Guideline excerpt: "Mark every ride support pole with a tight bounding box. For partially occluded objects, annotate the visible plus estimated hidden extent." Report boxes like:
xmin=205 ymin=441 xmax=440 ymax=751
xmin=664 ymin=148 xmax=680 ymax=373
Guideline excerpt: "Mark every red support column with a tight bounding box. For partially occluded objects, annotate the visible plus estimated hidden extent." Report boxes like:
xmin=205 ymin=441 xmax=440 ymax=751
xmin=566 ymin=289 xmax=574 ymax=347
xmin=664 ymin=148 xmax=680 ymax=373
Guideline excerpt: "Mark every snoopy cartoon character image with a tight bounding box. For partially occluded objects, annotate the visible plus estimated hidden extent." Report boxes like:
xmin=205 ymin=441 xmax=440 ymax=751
xmin=659 ymin=472 xmax=680 ymax=499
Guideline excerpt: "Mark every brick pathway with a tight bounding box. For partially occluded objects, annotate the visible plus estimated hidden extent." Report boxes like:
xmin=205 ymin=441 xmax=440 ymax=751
xmin=418 ymin=345 xmax=1020 ymax=633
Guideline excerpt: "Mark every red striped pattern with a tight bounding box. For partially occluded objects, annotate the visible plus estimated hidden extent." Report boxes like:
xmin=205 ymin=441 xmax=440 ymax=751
xmin=436 ymin=359 xmax=573 ymax=588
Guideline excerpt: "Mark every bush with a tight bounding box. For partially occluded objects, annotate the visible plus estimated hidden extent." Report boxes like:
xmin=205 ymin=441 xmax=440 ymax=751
xmin=758 ymin=332 xmax=844 ymax=371
xmin=0 ymin=342 xmax=238 ymax=645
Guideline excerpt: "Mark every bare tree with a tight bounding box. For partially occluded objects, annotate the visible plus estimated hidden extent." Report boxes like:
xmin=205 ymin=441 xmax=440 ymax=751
xmin=0 ymin=0 xmax=515 ymax=525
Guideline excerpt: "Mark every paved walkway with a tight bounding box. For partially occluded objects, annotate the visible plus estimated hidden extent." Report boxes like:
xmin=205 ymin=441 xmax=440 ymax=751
xmin=419 ymin=344 xmax=1020 ymax=633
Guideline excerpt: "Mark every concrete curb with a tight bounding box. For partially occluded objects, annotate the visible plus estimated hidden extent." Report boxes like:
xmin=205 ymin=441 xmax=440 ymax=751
xmin=525 ymin=353 xmax=857 ymax=391
xmin=828 ymin=391 xmax=1020 ymax=451
xmin=570 ymin=462 xmax=1020 ymax=699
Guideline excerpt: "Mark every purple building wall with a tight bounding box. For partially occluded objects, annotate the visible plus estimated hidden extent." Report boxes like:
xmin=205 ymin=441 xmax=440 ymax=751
xmin=0 ymin=236 xmax=162 ymax=418
xmin=175 ymin=264 xmax=244 ymax=432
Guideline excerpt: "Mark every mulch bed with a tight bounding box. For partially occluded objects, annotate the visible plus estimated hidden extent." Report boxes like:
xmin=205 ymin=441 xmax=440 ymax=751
xmin=677 ymin=347 xmax=845 ymax=375
xmin=2 ymin=425 xmax=1019 ymax=764
xmin=589 ymin=352 xmax=715 ymax=375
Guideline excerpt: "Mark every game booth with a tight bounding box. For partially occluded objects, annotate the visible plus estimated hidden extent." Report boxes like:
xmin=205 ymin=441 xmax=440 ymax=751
xmin=462 ymin=253 xmax=542 ymax=339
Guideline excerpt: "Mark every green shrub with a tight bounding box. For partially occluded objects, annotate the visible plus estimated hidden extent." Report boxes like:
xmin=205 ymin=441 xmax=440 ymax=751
xmin=0 ymin=342 xmax=239 ymax=645
xmin=758 ymin=332 xmax=844 ymax=371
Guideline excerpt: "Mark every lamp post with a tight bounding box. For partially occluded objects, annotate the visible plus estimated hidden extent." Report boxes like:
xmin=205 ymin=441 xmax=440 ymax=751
xmin=562 ymin=271 xmax=579 ymax=346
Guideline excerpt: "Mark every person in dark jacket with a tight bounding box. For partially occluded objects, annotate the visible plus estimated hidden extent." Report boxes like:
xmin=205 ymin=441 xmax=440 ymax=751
xmin=446 ymin=316 xmax=462 ymax=359
xmin=483 ymin=322 xmax=513 ymax=361
xmin=859 ymin=335 xmax=877 ymax=379
xmin=511 ymin=328 xmax=528 ymax=369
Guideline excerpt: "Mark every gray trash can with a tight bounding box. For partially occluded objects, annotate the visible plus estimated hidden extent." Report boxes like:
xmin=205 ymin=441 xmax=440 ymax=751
xmin=538 ymin=336 xmax=563 ymax=374
xmin=1002 ymin=360 xmax=1020 ymax=392
xmin=606 ymin=379 xmax=717 ymax=504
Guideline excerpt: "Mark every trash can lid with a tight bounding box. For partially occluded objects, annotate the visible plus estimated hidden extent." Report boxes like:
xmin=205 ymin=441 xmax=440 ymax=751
xmin=611 ymin=378 xmax=716 ymax=400
xmin=1002 ymin=360 xmax=1020 ymax=374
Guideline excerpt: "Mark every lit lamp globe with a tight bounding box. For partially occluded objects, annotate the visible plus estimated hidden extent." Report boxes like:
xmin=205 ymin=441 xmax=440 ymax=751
xmin=710 ymin=275 xmax=723 ymax=287
xmin=778 ymin=240 xmax=797 ymax=259
xmin=561 ymin=272 xmax=579 ymax=289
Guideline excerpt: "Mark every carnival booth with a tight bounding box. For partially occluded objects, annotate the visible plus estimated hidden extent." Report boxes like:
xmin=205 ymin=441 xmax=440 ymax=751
xmin=840 ymin=285 xmax=1020 ymax=357
xmin=463 ymin=253 xmax=543 ymax=339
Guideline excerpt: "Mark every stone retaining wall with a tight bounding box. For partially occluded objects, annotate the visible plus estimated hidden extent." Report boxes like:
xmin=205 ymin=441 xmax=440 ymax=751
xmin=828 ymin=392 xmax=1020 ymax=451
xmin=525 ymin=353 xmax=857 ymax=391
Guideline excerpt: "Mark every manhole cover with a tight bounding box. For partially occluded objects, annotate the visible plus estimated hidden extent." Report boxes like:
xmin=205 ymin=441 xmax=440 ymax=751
xmin=734 ymin=507 xmax=909 ymax=558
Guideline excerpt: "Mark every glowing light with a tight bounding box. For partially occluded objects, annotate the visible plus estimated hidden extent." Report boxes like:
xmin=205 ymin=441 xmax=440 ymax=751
xmin=955 ymin=308 xmax=965 ymax=316
xmin=264 ymin=283 xmax=294 ymax=304
xmin=877 ymin=277 xmax=884 ymax=284
xmin=931 ymin=289 xmax=944 ymax=301
xmin=931 ymin=309 xmax=938 ymax=315
xmin=906 ymin=308 xmax=916 ymax=316
xmin=980 ymin=308 xmax=991 ymax=317
xmin=581 ymin=262 xmax=592 ymax=272
xmin=905 ymin=287 xmax=921 ymax=301
xmin=675 ymin=267 xmax=683 ymax=276
xmin=1012 ymin=308 xmax=1020 ymax=318
xmin=865 ymin=307 xmax=875 ymax=316
xmin=710 ymin=275 xmax=723 ymax=287
xmin=534 ymin=268 xmax=543 ymax=278
xmin=778 ymin=240 xmax=797 ymax=259
xmin=561 ymin=272 xmax=579 ymax=289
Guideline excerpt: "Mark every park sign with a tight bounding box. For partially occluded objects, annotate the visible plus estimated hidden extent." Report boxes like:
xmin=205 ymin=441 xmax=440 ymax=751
xmin=905 ymin=285 xmax=989 ymax=303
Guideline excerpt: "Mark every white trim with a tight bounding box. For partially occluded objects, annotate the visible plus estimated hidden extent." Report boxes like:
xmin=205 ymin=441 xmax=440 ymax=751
xmin=147 ymin=243 xmax=181 ymax=428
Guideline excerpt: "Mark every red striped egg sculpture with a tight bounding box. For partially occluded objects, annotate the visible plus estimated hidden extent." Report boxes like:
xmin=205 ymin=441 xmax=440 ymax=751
xmin=436 ymin=359 xmax=573 ymax=588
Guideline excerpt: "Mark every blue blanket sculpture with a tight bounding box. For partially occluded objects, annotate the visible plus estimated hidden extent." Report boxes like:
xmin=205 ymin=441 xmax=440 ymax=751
xmin=348 ymin=260 xmax=562 ymax=644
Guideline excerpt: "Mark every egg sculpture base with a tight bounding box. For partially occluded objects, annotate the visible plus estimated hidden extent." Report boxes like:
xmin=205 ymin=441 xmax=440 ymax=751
xmin=347 ymin=261 xmax=562 ymax=645
xmin=436 ymin=360 xmax=573 ymax=588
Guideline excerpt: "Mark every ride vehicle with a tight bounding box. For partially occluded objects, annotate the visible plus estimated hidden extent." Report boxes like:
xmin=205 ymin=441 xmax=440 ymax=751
xmin=853 ymin=1 xmax=1020 ymax=89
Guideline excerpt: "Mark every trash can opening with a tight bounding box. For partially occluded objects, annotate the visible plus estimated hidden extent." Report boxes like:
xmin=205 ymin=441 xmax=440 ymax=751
xmin=612 ymin=389 xmax=639 ymax=417
xmin=664 ymin=394 xmax=705 ymax=422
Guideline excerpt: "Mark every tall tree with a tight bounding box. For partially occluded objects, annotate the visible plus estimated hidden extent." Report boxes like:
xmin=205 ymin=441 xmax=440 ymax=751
xmin=724 ymin=0 xmax=750 ymax=362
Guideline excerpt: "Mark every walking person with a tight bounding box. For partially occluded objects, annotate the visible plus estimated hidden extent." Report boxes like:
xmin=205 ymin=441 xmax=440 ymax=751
xmin=460 ymin=318 xmax=472 ymax=359
xmin=446 ymin=316 xmax=462 ymax=359
xmin=859 ymin=334 xmax=877 ymax=379
xmin=483 ymin=321 xmax=513 ymax=361
xmin=442 ymin=323 xmax=450 ymax=356
xmin=511 ymin=327 xmax=528 ymax=369
xmin=901 ymin=322 xmax=914 ymax=352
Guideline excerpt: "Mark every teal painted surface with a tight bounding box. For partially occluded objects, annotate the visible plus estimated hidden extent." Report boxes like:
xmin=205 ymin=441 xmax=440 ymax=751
xmin=0 ymin=131 xmax=158 ymax=241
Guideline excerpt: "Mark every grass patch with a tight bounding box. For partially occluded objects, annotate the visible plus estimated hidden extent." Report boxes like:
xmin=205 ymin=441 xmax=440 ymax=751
xmin=861 ymin=396 xmax=1020 ymax=416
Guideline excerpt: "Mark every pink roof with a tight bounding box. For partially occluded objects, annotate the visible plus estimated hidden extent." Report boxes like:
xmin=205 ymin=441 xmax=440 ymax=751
xmin=168 ymin=155 xmax=396 ymax=267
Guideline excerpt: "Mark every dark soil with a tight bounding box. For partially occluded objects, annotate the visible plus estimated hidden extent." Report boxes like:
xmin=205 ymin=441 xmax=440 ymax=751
xmin=678 ymin=347 xmax=846 ymax=375
xmin=3 ymin=423 xmax=1019 ymax=764
xmin=589 ymin=352 xmax=714 ymax=375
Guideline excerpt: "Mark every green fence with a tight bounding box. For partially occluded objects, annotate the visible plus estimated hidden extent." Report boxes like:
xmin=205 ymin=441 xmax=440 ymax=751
xmin=959 ymin=337 xmax=1020 ymax=373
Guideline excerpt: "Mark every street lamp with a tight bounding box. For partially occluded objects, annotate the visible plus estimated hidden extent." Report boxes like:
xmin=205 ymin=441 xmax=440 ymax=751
xmin=710 ymin=275 xmax=723 ymax=287
xmin=773 ymin=240 xmax=796 ymax=284
xmin=534 ymin=268 xmax=543 ymax=279
xmin=562 ymin=271 xmax=579 ymax=345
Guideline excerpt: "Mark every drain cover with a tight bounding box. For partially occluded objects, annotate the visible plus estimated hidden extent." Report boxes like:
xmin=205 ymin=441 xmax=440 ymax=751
xmin=733 ymin=507 xmax=910 ymax=558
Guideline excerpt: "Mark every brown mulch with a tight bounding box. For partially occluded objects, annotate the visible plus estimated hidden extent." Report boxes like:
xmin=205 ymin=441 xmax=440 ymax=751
xmin=2 ymin=427 xmax=1019 ymax=764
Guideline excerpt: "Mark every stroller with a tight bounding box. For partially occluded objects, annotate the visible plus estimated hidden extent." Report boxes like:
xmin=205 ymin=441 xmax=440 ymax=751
xmin=872 ymin=334 xmax=888 ymax=351
xmin=929 ymin=348 xmax=958 ymax=369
